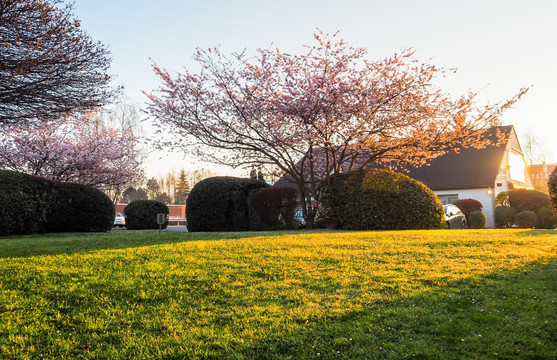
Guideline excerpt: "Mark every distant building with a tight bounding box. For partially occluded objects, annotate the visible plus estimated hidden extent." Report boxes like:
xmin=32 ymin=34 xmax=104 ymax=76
xmin=528 ymin=162 xmax=557 ymax=193
xmin=116 ymin=204 xmax=187 ymax=225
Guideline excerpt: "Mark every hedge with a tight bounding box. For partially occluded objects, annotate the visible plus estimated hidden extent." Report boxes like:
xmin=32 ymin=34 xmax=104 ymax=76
xmin=536 ymin=207 xmax=556 ymax=229
xmin=496 ymin=189 xmax=550 ymax=213
xmin=124 ymin=200 xmax=169 ymax=230
xmin=0 ymin=170 xmax=114 ymax=235
xmin=495 ymin=206 xmax=516 ymax=228
xmin=549 ymin=167 xmax=557 ymax=215
xmin=494 ymin=189 xmax=553 ymax=228
xmin=319 ymin=170 xmax=445 ymax=230
xmin=248 ymin=186 xmax=300 ymax=230
xmin=46 ymin=182 xmax=115 ymax=233
xmin=453 ymin=198 xmax=483 ymax=219
xmin=467 ymin=210 xmax=486 ymax=229
xmin=186 ymin=177 xmax=268 ymax=232
xmin=514 ymin=210 xmax=538 ymax=228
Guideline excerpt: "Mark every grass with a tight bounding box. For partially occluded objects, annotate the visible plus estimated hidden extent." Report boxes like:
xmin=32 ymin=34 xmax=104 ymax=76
xmin=0 ymin=229 xmax=555 ymax=359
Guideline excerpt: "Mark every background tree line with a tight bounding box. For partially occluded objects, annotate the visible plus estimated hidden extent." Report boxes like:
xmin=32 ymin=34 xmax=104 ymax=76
xmin=119 ymin=168 xmax=216 ymax=204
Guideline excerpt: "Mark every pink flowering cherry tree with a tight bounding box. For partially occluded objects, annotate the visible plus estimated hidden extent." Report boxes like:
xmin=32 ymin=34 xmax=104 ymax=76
xmin=0 ymin=112 xmax=143 ymax=191
xmin=145 ymin=31 xmax=527 ymax=228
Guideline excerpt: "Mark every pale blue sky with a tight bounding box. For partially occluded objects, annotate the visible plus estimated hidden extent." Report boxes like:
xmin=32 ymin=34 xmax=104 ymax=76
xmin=72 ymin=0 xmax=557 ymax=177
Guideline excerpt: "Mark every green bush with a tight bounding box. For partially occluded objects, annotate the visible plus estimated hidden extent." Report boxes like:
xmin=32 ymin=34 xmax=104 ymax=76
xmin=497 ymin=189 xmax=550 ymax=213
xmin=549 ymin=167 xmax=557 ymax=214
xmin=536 ymin=207 xmax=556 ymax=229
xmin=312 ymin=215 xmax=330 ymax=229
xmin=514 ymin=210 xmax=538 ymax=228
xmin=124 ymin=200 xmax=169 ymax=230
xmin=319 ymin=170 xmax=445 ymax=230
xmin=186 ymin=177 xmax=268 ymax=232
xmin=495 ymin=206 xmax=516 ymax=228
xmin=0 ymin=170 xmax=51 ymax=235
xmin=47 ymin=182 xmax=114 ymax=233
xmin=453 ymin=198 xmax=483 ymax=219
xmin=0 ymin=170 xmax=114 ymax=235
xmin=248 ymin=186 xmax=300 ymax=230
xmin=467 ymin=210 xmax=486 ymax=229
xmin=495 ymin=191 xmax=510 ymax=207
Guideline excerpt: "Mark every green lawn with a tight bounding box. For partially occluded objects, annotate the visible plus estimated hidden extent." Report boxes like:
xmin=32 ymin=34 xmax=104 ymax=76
xmin=0 ymin=229 xmax=556 ymax=359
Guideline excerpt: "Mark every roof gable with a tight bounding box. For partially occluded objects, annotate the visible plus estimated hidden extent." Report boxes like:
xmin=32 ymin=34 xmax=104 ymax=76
xmin=403 ymin=126 xmax=511 ymax=190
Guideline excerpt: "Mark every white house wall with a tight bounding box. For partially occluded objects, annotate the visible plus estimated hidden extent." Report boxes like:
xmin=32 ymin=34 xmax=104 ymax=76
xmin=499 ymin=127 xmax=533 ymax=189
xmin=434 ymin=188 xmax=496 ymax=228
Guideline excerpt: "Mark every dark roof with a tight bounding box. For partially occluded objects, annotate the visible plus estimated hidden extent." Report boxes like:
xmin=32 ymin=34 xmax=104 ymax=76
xmin=273 ymin=175 xmax=301 ymax=189
xmin=275 ymin=126 xmax=513 ymax=191
xmin=404 ymin=126 xmax=512 ymax=190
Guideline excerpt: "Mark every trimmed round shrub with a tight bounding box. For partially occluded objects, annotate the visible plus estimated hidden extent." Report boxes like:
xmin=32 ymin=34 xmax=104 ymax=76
xmin=536 ymin=206 xmax=557 ymax=229
xmin=549 ymin=167 xmax=557 ymax=214
xmin=248 ymin=186 xmax=300 ymax=230
xmin=47 ymin=182 xmax=114 ymax=233
xmin=319 ymin=170 xmax=445 ymax=230
xmin=495 ymin=205 xmax=516 ymax=228
xmin=467 ymin=210 xmax=486 ymax=229
xmin=0 ymin=170 xmax=114 ymax=235
xmin=514 ymin=210 xmax=538 ymax=228
xmin=186 ymin=177 xmax=269 ymax=232
xmin=124 ymin=200 xmax=169 ymax=230
xmin=453 ymin=198 xmax=483 ymax=219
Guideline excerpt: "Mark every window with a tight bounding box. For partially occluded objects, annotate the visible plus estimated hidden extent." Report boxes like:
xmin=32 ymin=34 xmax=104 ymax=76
xmin=497 ymin=168 xmax=510 ymax=183
xmin=508 ymin=150 xmax=526 ymax=183
xmin=437 ymin=194 xmax=459 ymax=205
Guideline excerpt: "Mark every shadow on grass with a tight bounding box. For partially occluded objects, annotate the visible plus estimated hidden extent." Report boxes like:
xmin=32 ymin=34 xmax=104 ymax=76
xmin=516 ymin=229 xmax=557 ymax=236
xmin=238 ymin=260 xmax=557 ymax=360
xmin=1 ymin=237 xmax=555 ymax=359
xmin=0 ymin=229 xmax=331 ymax=259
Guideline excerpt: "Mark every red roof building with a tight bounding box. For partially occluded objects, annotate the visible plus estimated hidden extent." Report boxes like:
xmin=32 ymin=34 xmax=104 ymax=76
xmin=528 ymin=162 xmax=557 ymax=193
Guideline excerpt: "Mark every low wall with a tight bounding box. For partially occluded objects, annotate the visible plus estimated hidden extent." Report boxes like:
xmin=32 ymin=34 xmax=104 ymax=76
xmin=116 ymin=204 xmax=186 ymax=217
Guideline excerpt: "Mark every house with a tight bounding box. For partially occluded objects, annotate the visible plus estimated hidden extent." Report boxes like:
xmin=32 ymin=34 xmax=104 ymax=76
xmin=401 ymin=125 xmax=532 ymax=227
xmin=275 ymin=125 xmax=533 ymax=228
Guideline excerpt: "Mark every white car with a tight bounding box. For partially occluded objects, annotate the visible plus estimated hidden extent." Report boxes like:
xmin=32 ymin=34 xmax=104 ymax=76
xmin=114 ymin=212 xmax=126 ymax=228
xmin=444 ymin=204 xmax=467 ymax=229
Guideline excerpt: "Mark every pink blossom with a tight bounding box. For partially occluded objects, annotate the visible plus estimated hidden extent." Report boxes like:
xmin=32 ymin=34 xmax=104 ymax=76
xmin=0 ymin=113 xmax=143 ymax=190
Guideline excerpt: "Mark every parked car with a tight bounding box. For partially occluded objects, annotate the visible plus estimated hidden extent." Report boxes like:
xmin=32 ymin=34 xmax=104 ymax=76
xmin=114 ymin=212 xmax=126 ymax=228
xmin=444 ymin=204 xmax=467 ymax=229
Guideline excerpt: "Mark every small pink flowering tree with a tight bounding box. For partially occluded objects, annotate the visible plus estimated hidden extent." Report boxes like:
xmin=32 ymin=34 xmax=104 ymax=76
xmin=0 ymin=113 xmax=143 ymax=191
xmin=145 ymin=31 xmax=527 ymax=228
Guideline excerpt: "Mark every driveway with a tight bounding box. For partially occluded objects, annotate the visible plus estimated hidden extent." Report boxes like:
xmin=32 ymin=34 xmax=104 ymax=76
xmin=166 ymin=226 xmax=188 ymax=232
